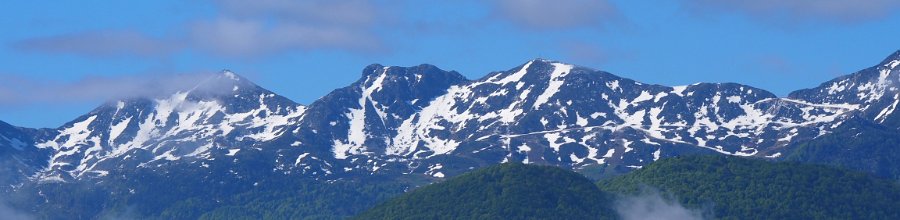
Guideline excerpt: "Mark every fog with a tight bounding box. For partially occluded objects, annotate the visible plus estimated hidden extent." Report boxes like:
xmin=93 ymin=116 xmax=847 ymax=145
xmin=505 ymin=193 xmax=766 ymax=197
xmin=614 ymin=189 xmax=706 ymax=220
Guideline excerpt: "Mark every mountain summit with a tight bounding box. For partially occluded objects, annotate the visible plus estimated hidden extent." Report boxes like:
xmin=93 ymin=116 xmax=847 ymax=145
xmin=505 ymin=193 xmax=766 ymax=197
xmin=30 ymin=71 xmax=306 ymax=181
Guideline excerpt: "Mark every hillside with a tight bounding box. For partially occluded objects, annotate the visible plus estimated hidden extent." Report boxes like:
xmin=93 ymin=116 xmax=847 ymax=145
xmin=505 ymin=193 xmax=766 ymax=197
xmin=598 ymin=156 xmax=900 ymax=219
xmin=355 ymin=163 xmax=616 ymax=220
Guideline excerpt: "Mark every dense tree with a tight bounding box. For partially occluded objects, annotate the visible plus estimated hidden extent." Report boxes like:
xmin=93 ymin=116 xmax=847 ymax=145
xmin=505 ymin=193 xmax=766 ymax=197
xmin=599 ymin=155 xmax=900 ymax=219
xmin=355 ymin=163 xmax=616 ymax=220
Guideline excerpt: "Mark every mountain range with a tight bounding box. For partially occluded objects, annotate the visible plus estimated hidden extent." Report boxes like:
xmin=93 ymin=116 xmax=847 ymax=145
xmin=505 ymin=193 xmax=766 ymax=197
xmin=2 ymin=50 xmax=900 ymax=218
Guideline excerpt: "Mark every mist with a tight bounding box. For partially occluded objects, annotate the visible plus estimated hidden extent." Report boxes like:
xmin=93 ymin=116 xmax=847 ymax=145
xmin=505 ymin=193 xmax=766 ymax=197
xmin=614 ymin=189 xmax=706 ymax=220
xmin=0 ymin=201 xmax=35 ymax=220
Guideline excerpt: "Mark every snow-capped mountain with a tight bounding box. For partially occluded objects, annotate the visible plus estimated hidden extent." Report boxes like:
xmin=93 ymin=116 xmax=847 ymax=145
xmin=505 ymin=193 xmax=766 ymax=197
xmin=30 ymin=71 xmax=305 ymax=182
xmin=282 ymin=58 xmax=865 ymax=178
xmin=3 ymin=50 xmax=900 ymax=184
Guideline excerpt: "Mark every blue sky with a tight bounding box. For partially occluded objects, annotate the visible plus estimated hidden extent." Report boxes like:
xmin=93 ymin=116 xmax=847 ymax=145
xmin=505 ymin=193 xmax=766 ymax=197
xmin=2 ymin=0 xmax=899 ymax=128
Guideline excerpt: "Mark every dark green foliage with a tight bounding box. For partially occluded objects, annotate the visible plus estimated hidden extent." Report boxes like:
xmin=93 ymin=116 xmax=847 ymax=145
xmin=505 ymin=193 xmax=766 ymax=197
xmin=189 ymin=180 xmax=409 ymax=220
xmin=599 ymin=155 xmax=900 ymax=220
xmin=355 ymin=163 xmax=616 ymax=220
xmin=11 ymin=168 xmax=412 ymax=220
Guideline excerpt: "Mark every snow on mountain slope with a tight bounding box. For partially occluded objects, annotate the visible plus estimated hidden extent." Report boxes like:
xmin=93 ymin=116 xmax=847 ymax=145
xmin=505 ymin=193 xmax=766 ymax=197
xmin=8 ymin=50 xmax=900 ymax=183
xmin=789 ymin=50 xmax=900 ymax=127
xmin=33 ymin=71 xmax=306 ymax=181
xmin=281 ymin=64 xmax=468 ymax=176
xmin=367 ymin=59 xmax=857 ymax=175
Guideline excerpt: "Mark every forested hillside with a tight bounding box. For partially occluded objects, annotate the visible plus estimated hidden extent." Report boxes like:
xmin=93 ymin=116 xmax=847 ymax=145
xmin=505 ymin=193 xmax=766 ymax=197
xmin=599 ymin=156 xmax=900 ymax=219
xmin=355 ymin=163 xmax=617 ymax=220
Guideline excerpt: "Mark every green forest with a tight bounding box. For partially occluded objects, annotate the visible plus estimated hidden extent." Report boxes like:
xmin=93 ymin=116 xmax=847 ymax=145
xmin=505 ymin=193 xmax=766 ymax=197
xmin=360 ymin=156 xmax=900 ymax=220
xmin=600 ymin=156 xmax=900 ymax=219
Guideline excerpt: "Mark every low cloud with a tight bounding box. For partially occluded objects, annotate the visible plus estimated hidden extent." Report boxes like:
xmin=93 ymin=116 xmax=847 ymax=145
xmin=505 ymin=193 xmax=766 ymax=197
xmin=614 ymin=189 xmax=706 ymax=220
xmin=682 ymin=0 xmax=900 ymax=25
xmin=0 ymin=72 xmax=236 ymax=106
xmin=492 ymin=0 xmax=622 ymax=30
xmin=0 ymin=201 xmax=35 ymax=220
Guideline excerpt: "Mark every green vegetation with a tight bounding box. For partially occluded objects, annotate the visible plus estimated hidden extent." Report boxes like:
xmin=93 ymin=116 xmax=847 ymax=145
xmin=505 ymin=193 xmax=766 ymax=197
xmin=599 ymin=155 xmax=900 ymax=219
xmin=189 ymin=180 xmax=408 ymax=220
xmin=355 ymin=163 xmax=616 ymax=220
xmin=13 ymin=169 xmax=413 ymax=220
xmin=18 ymin=155 xmax=900 ymax=219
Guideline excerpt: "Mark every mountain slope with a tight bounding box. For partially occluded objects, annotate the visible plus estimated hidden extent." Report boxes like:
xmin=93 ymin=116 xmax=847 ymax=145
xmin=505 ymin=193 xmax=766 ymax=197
xmin=599 ymin=155 xmax=900 ymax=219
xmin=354 ymin=163 xmax=616 ymax=220
xmin=0 ymin=120 xmax=51 ymax=190
xmin=32 ymin=71 xmax=306 ymax=182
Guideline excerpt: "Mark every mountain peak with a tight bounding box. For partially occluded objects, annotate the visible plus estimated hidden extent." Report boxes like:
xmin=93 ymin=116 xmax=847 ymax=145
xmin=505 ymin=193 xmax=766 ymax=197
xmin=361 ymin=63 xmax=450 ymax=77
xmin=357 ymin=63 xmax=466 ymax=85
xmin=192 ymin=70 xmax=261 ymax=95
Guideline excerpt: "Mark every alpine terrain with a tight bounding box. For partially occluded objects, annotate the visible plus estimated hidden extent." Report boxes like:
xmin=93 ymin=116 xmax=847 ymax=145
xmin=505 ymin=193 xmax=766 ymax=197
xmin=2 ymin=50 xmax=900 ymax=218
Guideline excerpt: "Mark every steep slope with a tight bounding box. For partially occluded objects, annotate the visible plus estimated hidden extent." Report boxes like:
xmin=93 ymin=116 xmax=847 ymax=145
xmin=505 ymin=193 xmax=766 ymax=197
xmin=281 ymin=64 xmax=468 ymax=177
xmin=0 ymin=120 xmax=51 ymax=190
xmin=599 ymin=155 xmax=900 ymax=219
xmin=789 ymin=50 xmax=900 ymax=127
xmin=355 ymin=163 xmax=616 ymax=220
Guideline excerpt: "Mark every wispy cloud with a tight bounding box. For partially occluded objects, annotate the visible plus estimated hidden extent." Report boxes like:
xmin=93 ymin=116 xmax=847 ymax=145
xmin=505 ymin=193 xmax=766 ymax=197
xmin=682 ymin=0 xmax=900 ymax=25
xmin=13 ymin=30 xmax=180 ymax=58
xmin=492 ymin=0 xmax=623 ymax=30
xmin=0 ymin=72 xmax=234 ymax=105
xmin=194 ymin=0 xmax=384 ymax=57
xmin=11 ymin=0 xmax=385 ymax=58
